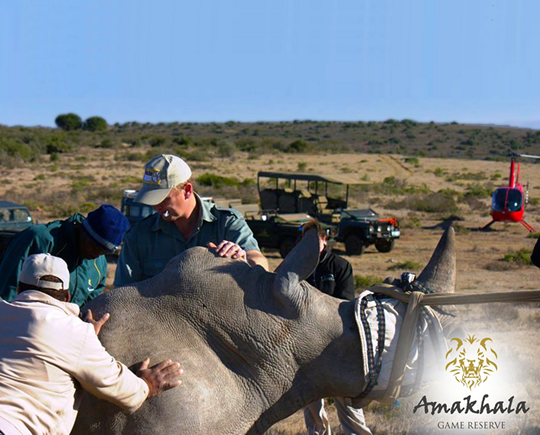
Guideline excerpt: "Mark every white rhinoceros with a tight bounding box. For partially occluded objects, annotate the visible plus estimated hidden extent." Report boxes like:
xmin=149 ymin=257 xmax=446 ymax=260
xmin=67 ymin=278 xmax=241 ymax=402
xmin=72 ymin=227 xmax=457 ymax=435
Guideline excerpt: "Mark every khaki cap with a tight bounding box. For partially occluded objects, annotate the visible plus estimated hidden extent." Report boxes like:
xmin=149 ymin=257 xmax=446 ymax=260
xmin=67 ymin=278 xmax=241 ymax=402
xmin=135 ymin=154 xmax=192 ymax=206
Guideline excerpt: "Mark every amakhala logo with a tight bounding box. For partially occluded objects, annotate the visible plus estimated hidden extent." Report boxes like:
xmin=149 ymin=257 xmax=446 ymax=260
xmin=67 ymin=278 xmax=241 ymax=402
xmin=445 ymin=334 xmax=498 ymax=390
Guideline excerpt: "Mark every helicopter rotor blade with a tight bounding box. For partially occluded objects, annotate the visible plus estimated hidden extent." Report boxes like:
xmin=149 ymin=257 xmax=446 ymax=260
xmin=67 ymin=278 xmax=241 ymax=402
xmin=516 ymin=153 xmax=540 ymax=160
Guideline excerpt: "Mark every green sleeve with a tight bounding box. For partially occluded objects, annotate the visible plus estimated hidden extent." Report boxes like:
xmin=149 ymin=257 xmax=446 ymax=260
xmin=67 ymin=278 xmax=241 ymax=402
xmin=84 ymin=256 xmax=108 ymax=305
xmin=0 ymin=227 xmax=54 ymax=301
xmin=223 ymin=212 xmax=260 ymax=252
xmin=114 ymin=228 xmax=143 ymax=287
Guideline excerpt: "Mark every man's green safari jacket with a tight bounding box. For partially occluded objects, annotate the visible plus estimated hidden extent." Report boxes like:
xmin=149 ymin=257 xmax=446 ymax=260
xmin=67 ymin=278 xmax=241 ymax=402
xmin=0 ymin=214 xmax=107 ymax=306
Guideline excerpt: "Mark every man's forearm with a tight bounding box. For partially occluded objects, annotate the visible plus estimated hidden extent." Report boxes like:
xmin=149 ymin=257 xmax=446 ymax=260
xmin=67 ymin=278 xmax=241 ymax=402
xmin=246 ymin=250 xmax=268 ymax=270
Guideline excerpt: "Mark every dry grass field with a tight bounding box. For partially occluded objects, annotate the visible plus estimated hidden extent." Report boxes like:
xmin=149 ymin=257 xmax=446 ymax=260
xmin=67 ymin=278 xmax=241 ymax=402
xmin=1 ymin=147 xmax=539 ymax=434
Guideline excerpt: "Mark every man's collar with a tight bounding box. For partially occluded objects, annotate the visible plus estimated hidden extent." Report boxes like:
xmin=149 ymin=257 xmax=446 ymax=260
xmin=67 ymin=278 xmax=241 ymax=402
xmin=151 ymin=193 xmax=216 ymax=234
xmin=14 ymin=290 xmax=80 ymax=317
xmin=320 ymin=247 xmax=330 ymax=263
xmin=197 ymin=194 xmax=217 ymax=223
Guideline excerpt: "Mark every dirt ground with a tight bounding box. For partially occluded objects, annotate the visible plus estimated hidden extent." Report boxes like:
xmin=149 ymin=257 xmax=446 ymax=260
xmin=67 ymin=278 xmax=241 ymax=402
xmin=2 ymin=149 xmax=540 ymax=434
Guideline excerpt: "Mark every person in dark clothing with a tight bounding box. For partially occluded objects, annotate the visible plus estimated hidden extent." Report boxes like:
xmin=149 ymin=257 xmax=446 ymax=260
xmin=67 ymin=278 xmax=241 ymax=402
xmin=300 ymin=220 xmax=372 ymax=435
xmin=532 ymin=237 xmax=540 ymax=268
xmin=302 ymin=220 xmax=355 ymax=301
xmin=306 ymin=244 xmax=355 ymax=301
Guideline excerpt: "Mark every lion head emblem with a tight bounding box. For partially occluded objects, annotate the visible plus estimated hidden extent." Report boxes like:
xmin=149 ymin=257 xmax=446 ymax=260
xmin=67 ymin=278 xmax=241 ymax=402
xmin=445 ymin=334 xmax=498 ymax=390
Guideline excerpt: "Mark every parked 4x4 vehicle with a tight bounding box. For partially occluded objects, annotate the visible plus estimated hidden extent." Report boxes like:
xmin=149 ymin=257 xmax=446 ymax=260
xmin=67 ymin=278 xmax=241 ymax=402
xmin=0 ymin=201 xmax=36 ymax=261
xmin=121 ymin=190 xmax=156 ymax=226
xmin=256 ymin=171 xmax=400 ymax=255
xmin=244 ymin=211 xmax=312 ymax=258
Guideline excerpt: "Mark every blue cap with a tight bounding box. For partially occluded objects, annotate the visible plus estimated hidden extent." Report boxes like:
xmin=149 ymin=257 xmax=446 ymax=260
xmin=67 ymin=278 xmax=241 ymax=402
xmin=82 ymin=204 xmax=130 ymax=253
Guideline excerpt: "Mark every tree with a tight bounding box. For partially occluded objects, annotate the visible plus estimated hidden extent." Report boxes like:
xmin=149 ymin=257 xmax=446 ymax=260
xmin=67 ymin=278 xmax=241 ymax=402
xmin=84 ymin=116 xmax=108 ymax=132
xmin=55 ymin=113 xmax=83 ymax=131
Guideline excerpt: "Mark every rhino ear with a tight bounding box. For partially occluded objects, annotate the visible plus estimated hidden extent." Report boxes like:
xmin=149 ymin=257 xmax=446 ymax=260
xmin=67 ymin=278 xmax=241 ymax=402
xmin=417 ymin=226 xmax=456 ymax=294
xmin=274 ymin=228 xmax=319 ymax=299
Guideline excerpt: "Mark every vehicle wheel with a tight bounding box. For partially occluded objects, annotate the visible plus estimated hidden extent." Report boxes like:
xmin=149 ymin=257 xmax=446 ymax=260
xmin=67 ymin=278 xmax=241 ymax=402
xmin=344 ymin=234 xmax=365 ymax=256
xmin=375 ymin=238 xmax=395 ymax=253
xmin=279 ymin=237 xmax=296 ymax=259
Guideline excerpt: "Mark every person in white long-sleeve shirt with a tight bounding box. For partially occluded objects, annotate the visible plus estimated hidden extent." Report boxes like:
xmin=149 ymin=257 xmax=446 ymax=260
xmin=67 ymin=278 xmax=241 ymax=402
xmin=0 ymin=253 xmax=183 ymax=435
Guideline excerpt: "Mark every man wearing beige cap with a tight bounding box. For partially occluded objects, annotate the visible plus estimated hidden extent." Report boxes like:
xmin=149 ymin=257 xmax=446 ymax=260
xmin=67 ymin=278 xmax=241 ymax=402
xmin=114 ymin=154 xmax=268 ymax=286
xmin=0 ymin=253 xmax=183 ymax=435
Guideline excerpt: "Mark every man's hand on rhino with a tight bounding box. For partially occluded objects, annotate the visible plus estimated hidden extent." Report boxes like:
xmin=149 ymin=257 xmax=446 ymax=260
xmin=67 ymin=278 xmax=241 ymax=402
xmin=137 ymin=358 xmax=183 ymax=398
xmin=208 ymin=240 xmax=247 ymax=262
xmin=83 ymin=309 xmax=110 ymax=336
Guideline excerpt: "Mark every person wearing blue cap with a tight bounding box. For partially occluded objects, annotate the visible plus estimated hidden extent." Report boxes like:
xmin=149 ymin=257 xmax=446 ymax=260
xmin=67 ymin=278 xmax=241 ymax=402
xmin=0 ymin=204 xmax=130 ymax=306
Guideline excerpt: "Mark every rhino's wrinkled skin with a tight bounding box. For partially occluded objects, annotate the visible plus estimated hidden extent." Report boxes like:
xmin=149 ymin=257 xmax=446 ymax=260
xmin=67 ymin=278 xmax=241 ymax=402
xmin=73 ymin=227 xmax=456 ymax=435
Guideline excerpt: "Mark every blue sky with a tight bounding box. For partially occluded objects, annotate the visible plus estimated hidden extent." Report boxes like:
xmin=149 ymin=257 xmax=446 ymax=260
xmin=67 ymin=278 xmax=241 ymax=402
xmin=1 ymin=0 xmax=539 ymax=128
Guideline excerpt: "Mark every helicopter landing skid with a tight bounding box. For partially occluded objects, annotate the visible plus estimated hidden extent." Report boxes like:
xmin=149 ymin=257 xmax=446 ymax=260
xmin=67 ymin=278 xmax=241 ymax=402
xmin=520 ymin=219 xmax=536 ymax=232
xmin=481 ymin=220 xmax=495 ymax=231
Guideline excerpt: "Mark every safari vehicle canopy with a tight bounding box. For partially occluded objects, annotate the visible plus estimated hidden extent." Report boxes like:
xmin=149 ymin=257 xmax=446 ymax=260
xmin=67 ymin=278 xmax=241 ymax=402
xmin=257 ymin=171 xmax=370 ymax=215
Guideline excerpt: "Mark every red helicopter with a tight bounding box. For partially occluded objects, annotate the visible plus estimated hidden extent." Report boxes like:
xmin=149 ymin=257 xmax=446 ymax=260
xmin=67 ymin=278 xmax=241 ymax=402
xmin=482 ymin=153 xmax=540 ymax=232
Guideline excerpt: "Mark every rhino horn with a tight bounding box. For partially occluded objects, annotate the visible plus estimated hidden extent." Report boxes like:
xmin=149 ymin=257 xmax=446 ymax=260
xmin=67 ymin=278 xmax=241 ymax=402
xmin=274 ymin=228 xmax=319 ymax=302
xmin=417 ymin=226 xmax=456 ymax=294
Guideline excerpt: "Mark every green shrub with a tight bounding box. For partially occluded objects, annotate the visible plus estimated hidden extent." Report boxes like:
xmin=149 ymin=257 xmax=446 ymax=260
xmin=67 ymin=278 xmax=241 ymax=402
xmin=462 ymin=195 xmax=486 ymax=212
xmin=119 ymin=175 xmax=141 ymax=184
xmin=297 ymin=162 xmax=307 ymax=171
xmin=401 ymin=217 xmax=421 ymax=229
xmin=287 ymin=140 xmax=308 ymax=153
xmin=354 ymin=274 xmax=384 ymax=290
xmin=465 ymin=183 xmax=493 ymax=198
xmin=433 ymin=167 xmax=446 ymax=177
xmin=455 ymin=171 xmax=486 ymax=180
xmin=149 ymin=136 xmax=168 ymax=147
xmin=217 ymin=142 xmax=236 ymax=158
xmin=46 ymin=142 xmax=70 ymax=155
xmin=374 ymin=176 xmax=430 ymax=195
xmin=0 ymin=138 xmax=38 ymax=162
xmin=404 ymin=157 xmax=420 ymax=167
xmin=503 ymin=248 xmax=532 ymax=265
xmin=235 ymin=138 xmax=258 ymax=152
xmin=79 ymin=202 xmax=97 ymax=213
xmin=197 ymin=173 xmax=241 ymax=188
xmin=388 ymin=260 xmax=422 ymax=271
xmin=386 ymin=192 xmax=458 ymax=213
xmin=70 ymin=176 xmax=96 ymax=194
xmin=181 ymin=149 xmax=210 ymax=162
xmin=172 ymin=136 xmax=192 ymax=146
xmin=114 ymin=151 xmax=147 ymax=162
xmin=96 ymin=139 xmax=118 ymax=149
